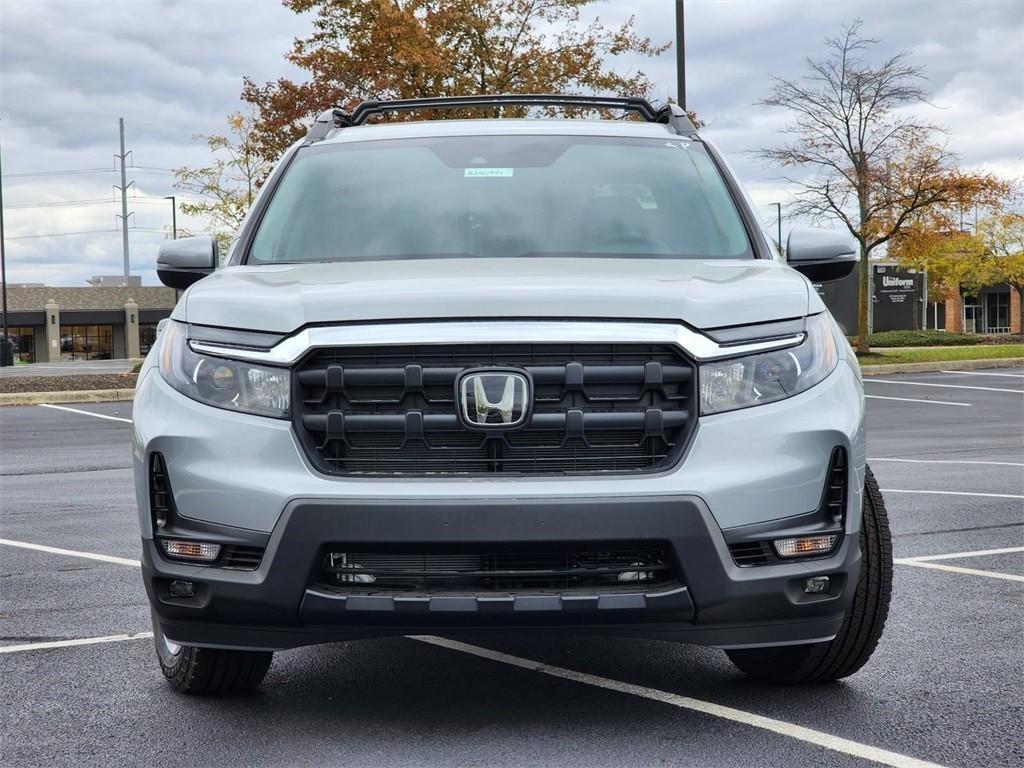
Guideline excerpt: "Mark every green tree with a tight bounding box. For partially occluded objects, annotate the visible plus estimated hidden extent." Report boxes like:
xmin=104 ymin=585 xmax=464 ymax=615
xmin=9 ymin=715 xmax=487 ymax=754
xmin=979 ymin=212 xmax=1024 ymax=331
xmin=242 ymin=0 xmax=672 ymax=162
xmin=173 ymin=113 xmax=271 ymax=259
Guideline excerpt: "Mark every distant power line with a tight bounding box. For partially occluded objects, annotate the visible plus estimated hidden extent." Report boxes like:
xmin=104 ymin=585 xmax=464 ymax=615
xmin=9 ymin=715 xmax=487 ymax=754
xmin=1 ymin=167 xmax=118 ymax=179
xmin=6 ymin=197 xmax=201 ymax=210
xmin=6 ymin=228 xmax=119 ymax=241
xmin=2 ymin=166 xmax=175 ymax=179
xmin=7 ymin=226 xmax=210 ymax=241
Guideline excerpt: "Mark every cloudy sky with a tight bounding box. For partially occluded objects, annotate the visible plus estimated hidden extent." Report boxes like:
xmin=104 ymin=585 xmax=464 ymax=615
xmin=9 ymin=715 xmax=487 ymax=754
xmin=1 ymin=0 xmax=1021 ymax=286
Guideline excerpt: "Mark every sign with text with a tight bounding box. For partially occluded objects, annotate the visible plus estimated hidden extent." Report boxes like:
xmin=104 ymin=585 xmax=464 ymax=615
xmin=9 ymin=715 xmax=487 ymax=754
xmin=872 ymin=265 xmax=923 ymax=331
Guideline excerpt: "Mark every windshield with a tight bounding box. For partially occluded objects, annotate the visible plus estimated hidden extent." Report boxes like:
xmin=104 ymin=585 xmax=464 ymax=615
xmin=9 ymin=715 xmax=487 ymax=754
xmin=248 ymin=134 xmax=754 ymax=263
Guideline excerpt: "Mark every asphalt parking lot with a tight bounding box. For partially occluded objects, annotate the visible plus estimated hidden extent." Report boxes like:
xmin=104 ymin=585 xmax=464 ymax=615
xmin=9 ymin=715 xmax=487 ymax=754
xmin=1 ymin=368 xmax=1022 ymax=768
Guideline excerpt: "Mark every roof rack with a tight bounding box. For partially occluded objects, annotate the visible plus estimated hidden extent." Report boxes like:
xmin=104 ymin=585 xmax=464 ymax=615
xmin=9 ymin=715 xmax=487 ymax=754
xmin=304 ymin=94 xmax=697 ymax=143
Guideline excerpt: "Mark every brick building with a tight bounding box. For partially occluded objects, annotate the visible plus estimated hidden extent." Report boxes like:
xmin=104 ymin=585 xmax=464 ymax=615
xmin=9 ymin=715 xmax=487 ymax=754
xmin=1 ymin=285 xmax=178 ymax=363
xmin=939 ymin=284 xmax=1021 ymax=334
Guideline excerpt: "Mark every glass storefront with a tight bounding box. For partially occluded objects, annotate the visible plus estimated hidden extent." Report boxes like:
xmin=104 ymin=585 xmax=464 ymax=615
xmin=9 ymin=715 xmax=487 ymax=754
xmin=4 ymin=326 xmax=36 ymax=363
xmin=984 ymin=291 xmax=1010 ymax=334
xmin=139 ymin=323 xmax=159 ymax=356
xmin=60 ymin=324 xmax=113 ymax=361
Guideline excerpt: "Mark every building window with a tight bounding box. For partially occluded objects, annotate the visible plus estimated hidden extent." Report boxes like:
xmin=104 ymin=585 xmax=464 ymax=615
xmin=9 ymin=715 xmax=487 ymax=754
xmin=4 ymin=326 xmax=36 ymax=363
xmin=983 ymin=291 xmax=1010 ymax=334
xmin=60 ymin=324 xmax=113 ymax=361
xmin=139 ymin=323 xmax=159 ymax=355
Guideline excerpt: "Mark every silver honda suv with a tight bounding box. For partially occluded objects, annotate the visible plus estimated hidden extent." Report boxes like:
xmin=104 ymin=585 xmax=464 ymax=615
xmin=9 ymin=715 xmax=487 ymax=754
xmin=136 ymin=94 xmax=891 ymax=694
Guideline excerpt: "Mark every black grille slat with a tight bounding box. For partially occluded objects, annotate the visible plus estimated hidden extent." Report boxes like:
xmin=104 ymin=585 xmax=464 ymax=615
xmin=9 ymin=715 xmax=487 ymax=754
xmin=728 ymin=541 xmax=772 ymax=567
xmin=293 ymin=343 xmax=695 ymax=475
xmin=221 ymin=545 xmax=265 ymax=570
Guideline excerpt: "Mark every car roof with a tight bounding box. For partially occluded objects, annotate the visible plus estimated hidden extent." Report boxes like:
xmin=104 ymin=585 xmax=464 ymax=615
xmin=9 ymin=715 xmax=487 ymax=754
xmin=317 ymin=118 xmax=689 ymax=146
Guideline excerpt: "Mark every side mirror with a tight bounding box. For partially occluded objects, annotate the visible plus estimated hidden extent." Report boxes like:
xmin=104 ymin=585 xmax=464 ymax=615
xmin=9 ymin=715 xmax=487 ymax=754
xmin=156 ymin=235 xmax=218 ymax=289
xmin=786 ymin=228 xmax=858 ymax=283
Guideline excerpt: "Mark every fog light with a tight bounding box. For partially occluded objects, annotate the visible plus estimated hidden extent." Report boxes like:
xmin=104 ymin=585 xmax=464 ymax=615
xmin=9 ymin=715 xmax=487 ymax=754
xmin=168 ymin=580 xmax=196 ymax=598
xmin=773 ymin=534 xmax=839 ymax=558
xmin=802 ymin=576 xmax=831 ymax=594
xmin=159 ymin=539 xmax=221 ymax=562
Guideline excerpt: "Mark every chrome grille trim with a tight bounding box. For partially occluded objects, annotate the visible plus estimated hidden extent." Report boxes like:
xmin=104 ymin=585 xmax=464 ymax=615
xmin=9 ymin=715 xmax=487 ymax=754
xmin=189 ymin=320 xmax=805 ymax=365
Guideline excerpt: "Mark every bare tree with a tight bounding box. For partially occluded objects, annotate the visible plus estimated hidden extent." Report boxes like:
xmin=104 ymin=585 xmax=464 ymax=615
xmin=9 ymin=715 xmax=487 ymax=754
xmin=760 ymin=21 xmax=992 ymax=351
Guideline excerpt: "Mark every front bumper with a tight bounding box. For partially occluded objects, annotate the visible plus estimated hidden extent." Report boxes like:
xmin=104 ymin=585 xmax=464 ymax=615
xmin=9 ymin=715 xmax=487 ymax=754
xmin=145 ymin=494 xmax=859 ymax=651
xmin=135 ymin=351 xmax=865 ymax=651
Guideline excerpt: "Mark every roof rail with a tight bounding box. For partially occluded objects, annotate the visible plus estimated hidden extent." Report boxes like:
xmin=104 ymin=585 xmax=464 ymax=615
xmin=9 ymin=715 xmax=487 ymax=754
xmin=303 ymin=94 xmax=697 ymax=142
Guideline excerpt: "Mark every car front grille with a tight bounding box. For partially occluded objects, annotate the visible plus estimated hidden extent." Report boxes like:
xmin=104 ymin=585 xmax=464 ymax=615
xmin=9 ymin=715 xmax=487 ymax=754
xmin=313 ymin=544 xmax=678 ymax=594
xmin=291 ymin=342 xmax=696 ymax=475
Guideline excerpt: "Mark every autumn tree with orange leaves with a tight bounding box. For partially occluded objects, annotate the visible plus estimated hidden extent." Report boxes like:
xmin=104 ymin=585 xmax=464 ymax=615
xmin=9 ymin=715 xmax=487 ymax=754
xmin=886 ymin=170 xmax=1011 ymax=307
xmin=242 ymin=0 xmax=673 ymax=163
xmin=760 ymin=21 xmax=1008 ymax=351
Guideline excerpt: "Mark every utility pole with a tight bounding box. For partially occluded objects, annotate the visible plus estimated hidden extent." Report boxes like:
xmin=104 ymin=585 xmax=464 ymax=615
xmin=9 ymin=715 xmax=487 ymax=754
xmin=675 ymin=1 xmax=686 ymax=110
xmin=115 ymin=118 xmax=133 ymax=277
xmin=0 ymin=129 xmax=10 ymax=367
xmin=164 ymin=195 xmax=177 ymax=239
xmin=772 ymin=202 xmax=782 ymax=251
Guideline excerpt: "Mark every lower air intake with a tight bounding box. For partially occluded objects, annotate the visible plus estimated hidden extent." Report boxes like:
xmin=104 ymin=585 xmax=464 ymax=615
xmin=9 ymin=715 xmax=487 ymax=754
xmin=314 ymin=544 xmax=679 ymax=594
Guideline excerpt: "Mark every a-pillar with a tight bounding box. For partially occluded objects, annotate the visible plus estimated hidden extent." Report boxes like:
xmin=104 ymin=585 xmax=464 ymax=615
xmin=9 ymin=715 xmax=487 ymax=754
xmin=44 ymin=298 xmax=61 ymax=362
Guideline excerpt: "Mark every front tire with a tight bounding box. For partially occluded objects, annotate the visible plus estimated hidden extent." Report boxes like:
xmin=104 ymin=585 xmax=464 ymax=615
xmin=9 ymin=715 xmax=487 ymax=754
xmin=152 ymin=612 xmax=273 ymax=695
xmin=726 ymin=464 xmax=893 ymax=684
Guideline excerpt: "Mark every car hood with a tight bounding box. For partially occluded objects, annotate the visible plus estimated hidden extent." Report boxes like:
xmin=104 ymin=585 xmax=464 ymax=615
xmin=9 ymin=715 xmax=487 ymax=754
xmin=175 ymin=257 xmax=814 ymax=333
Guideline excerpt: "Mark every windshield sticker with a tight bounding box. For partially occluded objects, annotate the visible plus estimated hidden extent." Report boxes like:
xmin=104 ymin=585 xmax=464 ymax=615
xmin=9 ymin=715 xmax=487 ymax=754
xmin=464 ymin=168 xmax=514 ymax=178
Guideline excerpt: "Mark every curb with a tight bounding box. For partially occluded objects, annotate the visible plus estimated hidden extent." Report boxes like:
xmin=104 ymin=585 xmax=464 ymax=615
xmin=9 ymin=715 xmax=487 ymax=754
xmin=860 ymin=358 xmax=1024 ymax=376
xmin=0 ymin=388 xmax=136 ymax=407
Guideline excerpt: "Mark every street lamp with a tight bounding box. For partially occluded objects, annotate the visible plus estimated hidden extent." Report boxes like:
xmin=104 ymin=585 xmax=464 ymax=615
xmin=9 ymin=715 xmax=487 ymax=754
xmin=772 ymin=202 xmax=782 ymax=252
xmin=675 ymin=1 xmax=686 ymax=109
xmin=164 ymin=195 xmax=177 ymax=239
xmin=0 ymin=132 xmax=11 ymax=367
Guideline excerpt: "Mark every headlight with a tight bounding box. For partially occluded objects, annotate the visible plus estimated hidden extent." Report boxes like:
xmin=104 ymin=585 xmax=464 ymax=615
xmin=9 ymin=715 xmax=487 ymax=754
xmin=158 ymin=320 xmax=289 ymax=418
xmin=699 ymin=313 xmax=838 ymax=415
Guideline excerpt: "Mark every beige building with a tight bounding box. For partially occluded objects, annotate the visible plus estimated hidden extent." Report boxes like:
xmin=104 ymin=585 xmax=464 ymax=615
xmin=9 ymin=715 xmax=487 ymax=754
xmin=2 ymin=285 xmax=178 ymax=363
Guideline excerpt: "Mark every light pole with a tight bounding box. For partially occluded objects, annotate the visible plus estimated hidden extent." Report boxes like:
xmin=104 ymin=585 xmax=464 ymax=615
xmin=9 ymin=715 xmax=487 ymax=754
xmin=675 ymin=1 xmax=686 ymax=109
xmin=772 ymin=202 xmax=782 ymax=251
xmin=164 ymin=195 xmax=177 ymax=239
xmin=0 ymin=131 xmax=11 ymax=367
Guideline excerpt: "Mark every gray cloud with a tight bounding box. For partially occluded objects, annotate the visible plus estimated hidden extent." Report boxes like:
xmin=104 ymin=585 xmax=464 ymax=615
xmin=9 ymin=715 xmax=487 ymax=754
xmin=2 ymin=0 xmax=1021 ymax=284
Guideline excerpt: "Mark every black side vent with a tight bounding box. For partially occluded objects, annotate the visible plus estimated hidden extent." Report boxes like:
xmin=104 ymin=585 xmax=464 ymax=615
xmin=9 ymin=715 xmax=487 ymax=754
xmin=825 ymin=448 xmax=848 ymax=523
xmin=728 ymin=541 xmax=772 ymax=567
xmin=221 ymin=545 xmax=265 ymax=571
xmin=149 ymin=453 xmax=172 ymax=529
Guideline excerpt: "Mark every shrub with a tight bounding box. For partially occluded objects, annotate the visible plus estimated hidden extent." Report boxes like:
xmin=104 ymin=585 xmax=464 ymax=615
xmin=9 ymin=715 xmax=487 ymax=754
xmin=866 ymin=330 xmax=978 ymax=347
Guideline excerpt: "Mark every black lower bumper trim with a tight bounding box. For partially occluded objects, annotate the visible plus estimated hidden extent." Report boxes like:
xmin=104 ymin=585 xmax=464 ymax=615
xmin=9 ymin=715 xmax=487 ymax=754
xmin=301 ymin=585 xmax=693 ymax=620
xmin=143 ymin=495 xmax=860 ymax=650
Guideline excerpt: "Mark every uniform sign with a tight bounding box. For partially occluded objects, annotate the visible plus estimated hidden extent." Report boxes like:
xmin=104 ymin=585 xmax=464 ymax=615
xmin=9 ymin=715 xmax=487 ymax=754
xmin=872 ymin=265 xmax=922 ymax=332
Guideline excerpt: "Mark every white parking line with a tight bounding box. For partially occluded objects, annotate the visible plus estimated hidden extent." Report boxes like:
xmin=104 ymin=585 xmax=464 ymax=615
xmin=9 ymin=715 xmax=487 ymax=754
xmin=37 ymin=403 xmax=133 ymax=424
xmin=0 ymin=538 xmax=141 ymax=567
xmin=880 ymin=489 xmax=1024 ymax=500
xmin=892 ymin=560 xmax=1024 ymax=583
xmin=900 ymin=546 xmax=1024 ymax=562
xmin=865 ymin=380 xmax=1022 ymax=395
xmin=411 ymin=636 xmax=947 ymax=768
xmin=940 ymin=370 xmax=1024 ymax=379
xmin=0 ymin=632 xmax=153 ymax=655
xmin=865 ymin=395 xmax=971 ymax=407
xmin=869 ymin=458 xmax=1024 ymax=468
